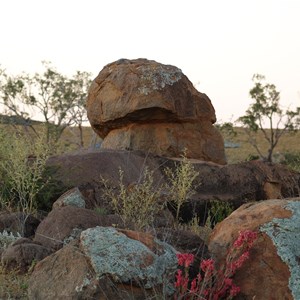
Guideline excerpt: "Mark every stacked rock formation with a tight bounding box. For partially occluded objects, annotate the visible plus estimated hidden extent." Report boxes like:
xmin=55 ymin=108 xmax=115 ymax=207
xmin=87 ymin=58 xmax=226 ymax=164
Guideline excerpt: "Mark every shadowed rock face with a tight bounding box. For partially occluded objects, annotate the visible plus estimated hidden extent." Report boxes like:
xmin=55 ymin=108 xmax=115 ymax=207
xmin=87 ymin=58 xmax=226 ymax=164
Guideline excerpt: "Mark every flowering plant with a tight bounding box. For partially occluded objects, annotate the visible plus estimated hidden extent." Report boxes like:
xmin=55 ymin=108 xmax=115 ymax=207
xmin=174 ymin=230 xmax=258 ymax=300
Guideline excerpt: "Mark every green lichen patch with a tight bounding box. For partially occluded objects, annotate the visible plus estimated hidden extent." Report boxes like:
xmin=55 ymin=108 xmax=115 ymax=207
xmin=260 ymin=200 xmax=300 ymax=299
xmin=138 ymin=64 xmax=182 ymax=95
xmin=80 ymin=226 xmax=177 ymax=292
xmin=57 ymin=187 xmax=85 ymax=208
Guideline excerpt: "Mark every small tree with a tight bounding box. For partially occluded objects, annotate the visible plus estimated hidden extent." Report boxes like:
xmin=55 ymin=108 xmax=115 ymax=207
xmin=238 ymin=74 xmax=300 ymax=162
xmin=0 ymin=62 xmax=92 ymax=145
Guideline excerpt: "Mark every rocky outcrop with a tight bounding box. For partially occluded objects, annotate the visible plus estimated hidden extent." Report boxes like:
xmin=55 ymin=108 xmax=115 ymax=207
xmin=87 ymin=58 xmax=226 ymax=164
xmin=28 ymin=227 xmax=177 ymax=300
xmin=208 ymin=198 xmax=300 ymax=300
xmin=46 ymin=150 xmax=300 ymax=222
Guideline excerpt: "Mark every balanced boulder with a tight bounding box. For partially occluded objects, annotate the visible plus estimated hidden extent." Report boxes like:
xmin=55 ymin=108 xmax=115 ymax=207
xmin=87 ymin=58 xmax=226 ymax=164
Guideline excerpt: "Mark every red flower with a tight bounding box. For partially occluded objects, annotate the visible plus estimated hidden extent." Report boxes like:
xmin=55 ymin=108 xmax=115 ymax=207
xmin=229 ymin=284 xmax=241 ymax=297
xmin=177 ymin=253 xmax=195 ymax=268
xmin=233 ymin=230 xmax=258 ymax=249
xmin=200 ymin=258 xmax=214 ymax=273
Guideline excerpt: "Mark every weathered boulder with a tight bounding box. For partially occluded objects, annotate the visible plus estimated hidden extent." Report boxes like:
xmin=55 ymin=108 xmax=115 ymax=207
xmin=208 ymin=198 xmax=300 ymax=300
xmin=34 ymin=206 xmax=125 ymax=251
xmin=1 ymin=238 xmax=51 ymax=274
xmin=52 ymin=187 xmax=86 ymax=210
xmin=87 ymin=58 xmax=226 ymax=164
xmin=28 ymin=227 xmax=178 ymax=300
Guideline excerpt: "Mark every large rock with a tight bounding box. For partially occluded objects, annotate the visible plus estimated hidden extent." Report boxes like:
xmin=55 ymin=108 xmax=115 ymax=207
xmin=87 ymin=58 xmax=226 ymax=164
xmin=1 ymin=238 xmax=51 ymax=274
xmin=46 ymin=150 xmax=300 ymax=223
xmin=208 ymin=198 xmax=300 ymax=300
xmin=28 ymin=227 xmax=178 ymax=300
xmin=34 ymin=206 xmax=125 ymax=251
xmin=52 ymin=187 xmax=86 ymax=210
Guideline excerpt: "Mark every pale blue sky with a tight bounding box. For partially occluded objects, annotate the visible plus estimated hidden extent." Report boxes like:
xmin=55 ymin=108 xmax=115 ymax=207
xmin=1 ymin=0 xmax=299 ymax=122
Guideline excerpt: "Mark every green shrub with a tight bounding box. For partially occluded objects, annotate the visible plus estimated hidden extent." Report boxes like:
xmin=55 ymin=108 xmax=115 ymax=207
xmin=282 ymin=152 xmax=300 ymax=172
xmin=209 ymin=200 xmax=234 ymax=227
xmin=0 ymin=128 xmax=50 ymax=215
xmin=100 ymin=167 xmax=165 ymax=230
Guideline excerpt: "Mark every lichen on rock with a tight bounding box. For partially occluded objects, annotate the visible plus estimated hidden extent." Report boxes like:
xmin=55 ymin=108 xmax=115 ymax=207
xmin=80 ymin=226 xmax=177 ymax=291
xmin=260 ymin=200 xmax=300 ymax=299
xmin=138 ymin=64 xmax=182 ymax=95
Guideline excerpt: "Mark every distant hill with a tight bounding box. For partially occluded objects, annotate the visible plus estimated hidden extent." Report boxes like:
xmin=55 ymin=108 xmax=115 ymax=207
xmin=0 ymin=114 xmax=42 ymax=126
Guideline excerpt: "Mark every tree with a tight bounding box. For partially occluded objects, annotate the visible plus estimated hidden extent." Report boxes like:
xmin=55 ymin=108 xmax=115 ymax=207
xmin=0 ymin=62 xmax=92 ymax=145
xmin=238 ymin=74 xmax=300 ymax=162
xmin=64 ymin=70 xmax=92 ymax=147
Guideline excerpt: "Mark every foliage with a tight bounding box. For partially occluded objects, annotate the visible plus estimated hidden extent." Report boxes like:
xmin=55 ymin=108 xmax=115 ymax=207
xmin=282 ymin=152 xmax=300 ymax=173
xmin=0 ymin=127 xmax=50 ymax=215
xmin=0 ymin=230 xmax=21 ymax=251
xmin=165 ymin=152 xmax=200 ymax=222
xmin=209 ymin=200 xmax=234 ymax=228
xmin=0 ymin=62 xmax=92 ymax=145
xmin=215 ymin=121 xmax=237 ymax=140
xmin=100 ymin=167 xmax=165 ymax=230
xmin=174 ymin=230 xmax=258 ymax=299
xmin=34 ymin=165 xmax=70 ymax=212
xmin=237 ymin=74 xmax=300 ymax=162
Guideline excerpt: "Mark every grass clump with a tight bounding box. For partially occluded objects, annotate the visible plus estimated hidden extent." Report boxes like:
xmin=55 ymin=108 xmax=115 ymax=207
xmin=0 ymin=128 xmax=50 ymax=215
xmin=0 ymin=265 xmax=29 ymax=299
xmin=100 ymin=167 xmax=165 ymax=231
xmin=164 ymin=151 xmax=200 ymax=222
xmin=282 ymin=152 xmax=300 ymax=172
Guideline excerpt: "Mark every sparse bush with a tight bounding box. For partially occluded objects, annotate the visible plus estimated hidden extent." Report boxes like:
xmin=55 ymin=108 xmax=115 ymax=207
xmin=165 ymin=152 xmax=200 ymax=222
xmin=100 ymin=151 xmax=200 ymax=230
xmin=100 ymin=167 xmax=165 ymax=230
xmin=0 ymin=128 xmax=50 ymax=215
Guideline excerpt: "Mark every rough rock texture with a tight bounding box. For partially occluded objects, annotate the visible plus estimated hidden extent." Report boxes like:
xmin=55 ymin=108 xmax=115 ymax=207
xmin=28 ymin=227 xmax=178 ymax=300
xmin=46 ymin=150 xmax=300 ymax=222
xmin=52 ymin=187 xmax=86 ymax=210
xmin=87 ymin=58 xmax=226 ymax=164
xmin=208 ymin=198 xmax=300 ymax=299
xmin=1 ymin=238 xmax=51 ymax=274
xmin=34 ymin=206 xmax=125 ymax=251
xmin=28 ymin=240 xmax=100 ymax=300
xmin=80 ymin=227 xmax=177 ymax=290
xmin=0 ymin=212 xmax=40 ymax=238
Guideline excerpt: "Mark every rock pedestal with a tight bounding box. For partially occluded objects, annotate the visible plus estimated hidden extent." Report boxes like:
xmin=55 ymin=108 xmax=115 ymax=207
xmin=87 ymin=58 xmax=226 ymax=164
